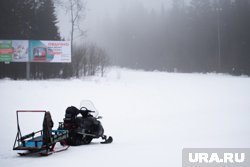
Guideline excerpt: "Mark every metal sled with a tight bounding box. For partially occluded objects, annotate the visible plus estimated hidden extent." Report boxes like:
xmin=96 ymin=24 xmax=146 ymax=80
xmin=13 ymin=110 xmax=69 ymax=156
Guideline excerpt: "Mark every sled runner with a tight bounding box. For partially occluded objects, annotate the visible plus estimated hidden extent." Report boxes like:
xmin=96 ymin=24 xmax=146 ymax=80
xmin=13 ymin=110 xmax=69 ymax=156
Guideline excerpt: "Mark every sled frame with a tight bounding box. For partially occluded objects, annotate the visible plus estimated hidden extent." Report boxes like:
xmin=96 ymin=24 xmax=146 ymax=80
xmin=13 ymin=110 xmax=69 ymax=156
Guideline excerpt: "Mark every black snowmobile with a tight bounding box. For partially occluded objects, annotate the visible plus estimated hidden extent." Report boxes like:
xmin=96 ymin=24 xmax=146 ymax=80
xmin=58 ymin=100 xmax=113 ymax=146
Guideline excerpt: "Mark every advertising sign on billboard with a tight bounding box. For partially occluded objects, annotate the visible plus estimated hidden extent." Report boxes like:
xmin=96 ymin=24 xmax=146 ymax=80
xmin=12 ymin=40 xmax=29 ymax=62
xmin=0 ymin=40 xmax=29 ymax=62
xmin=0 ymin=40 xmax=13 ymax=62
xmin=29 ymin=40 xmax=71 ymax=63
xmin=0 ymin=40 xmax=71 ymax=63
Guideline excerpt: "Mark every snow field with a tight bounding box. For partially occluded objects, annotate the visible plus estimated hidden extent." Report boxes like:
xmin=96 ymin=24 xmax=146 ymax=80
xmin=0 ymin=68 xmax=249 ymax=167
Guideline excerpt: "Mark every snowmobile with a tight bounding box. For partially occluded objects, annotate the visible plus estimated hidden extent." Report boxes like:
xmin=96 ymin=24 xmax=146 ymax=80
xmin=58 ymin=100 xmax=113 ymax=146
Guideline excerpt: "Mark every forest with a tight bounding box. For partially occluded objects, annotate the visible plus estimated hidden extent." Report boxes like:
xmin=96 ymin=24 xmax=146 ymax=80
xmin=0 ymin=0 xmax=250 ymax=79
xmin=97 ymin=0 xmax=250 ymax=75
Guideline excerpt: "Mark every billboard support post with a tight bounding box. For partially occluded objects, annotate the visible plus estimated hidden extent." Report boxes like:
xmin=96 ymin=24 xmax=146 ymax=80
xmin=26 ymin=62 xmax=30 ymax=80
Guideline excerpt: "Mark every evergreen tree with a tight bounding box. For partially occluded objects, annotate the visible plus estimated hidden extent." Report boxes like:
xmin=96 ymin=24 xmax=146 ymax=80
xmin=30 ymin=0 xmax=60 ymax=40
xmin=230 ymin=0 xmax=250 ymax=74
xmin=188 ymin=0 xmax=217 ymax=72
xmin=0 ymin=0 xmax=26 ymax=39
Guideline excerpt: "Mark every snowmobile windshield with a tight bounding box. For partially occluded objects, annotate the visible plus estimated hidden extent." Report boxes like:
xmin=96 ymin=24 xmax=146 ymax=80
xmin=80 ymin=100 xmax=99 ymax=118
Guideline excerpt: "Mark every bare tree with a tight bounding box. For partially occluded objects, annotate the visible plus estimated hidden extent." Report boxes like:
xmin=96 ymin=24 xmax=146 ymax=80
xmin=55 ymin=0 xmax=86 ymax=78
xmin=57 ymin=0 xmax=86 ymax=51
xmin=69 ymin=0 xmax=85 ymax=48
xmin=97 ymin=48 xmax=110 ymax=77
xmin=72 ymin=44 xmax=87 ymax=78
xmin=88 ymin=43 xmax=98 ymax=76
xmin=71 ymin=42 xmax=110 ymax=78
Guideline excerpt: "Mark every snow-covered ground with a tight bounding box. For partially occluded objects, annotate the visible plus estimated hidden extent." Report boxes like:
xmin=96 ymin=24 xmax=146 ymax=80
xmin=0 ymin=68 xmax=250 ymax=167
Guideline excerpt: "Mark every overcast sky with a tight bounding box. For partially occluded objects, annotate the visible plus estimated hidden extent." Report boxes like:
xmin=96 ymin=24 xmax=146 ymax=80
xmin=56 ymin=0 xmax=171 ymax=41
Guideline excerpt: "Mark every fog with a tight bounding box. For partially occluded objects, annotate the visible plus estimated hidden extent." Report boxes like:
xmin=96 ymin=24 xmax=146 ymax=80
xmin=57 ymin=0 xmax=250 ymax=75
xmin=57 ymin=0 xmax=171 ymax=40
xmin=56 ymin=0 xmax=172 ymax=68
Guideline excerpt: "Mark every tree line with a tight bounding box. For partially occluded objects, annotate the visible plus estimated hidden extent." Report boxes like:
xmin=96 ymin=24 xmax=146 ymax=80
xmin=97 ymin=0 xmax=250 ymax=75
xmin=0 ymin=0 xmax=109 ymax=79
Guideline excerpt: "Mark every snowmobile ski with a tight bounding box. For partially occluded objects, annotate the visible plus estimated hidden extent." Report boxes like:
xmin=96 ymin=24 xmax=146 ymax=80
xmin=101 ymin=136 xmax=113 ymax=144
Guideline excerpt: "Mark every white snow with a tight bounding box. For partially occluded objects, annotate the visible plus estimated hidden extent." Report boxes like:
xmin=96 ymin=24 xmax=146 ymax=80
xmin=0 ymin=68 xmax=250 ymax=167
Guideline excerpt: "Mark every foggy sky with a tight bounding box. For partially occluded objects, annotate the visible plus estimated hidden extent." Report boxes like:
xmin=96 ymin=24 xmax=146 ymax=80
xmin=56 ymin=0 xmax=171 ymax=41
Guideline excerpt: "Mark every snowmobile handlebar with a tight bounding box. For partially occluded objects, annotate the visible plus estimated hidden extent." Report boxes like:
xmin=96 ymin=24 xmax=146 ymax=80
xmin=79 ymin=107 xmax=94 ymax=113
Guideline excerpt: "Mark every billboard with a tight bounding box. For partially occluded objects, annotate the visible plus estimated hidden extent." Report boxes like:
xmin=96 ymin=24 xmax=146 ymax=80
xmin=0 ymin=40 xmax=71 ymax=63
